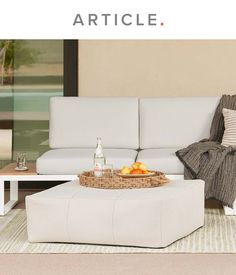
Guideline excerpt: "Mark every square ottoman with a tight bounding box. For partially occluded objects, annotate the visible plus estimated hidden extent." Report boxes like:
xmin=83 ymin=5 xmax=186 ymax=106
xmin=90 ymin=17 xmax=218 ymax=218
xmin=26 ymin=179 xmax=204 ymax=248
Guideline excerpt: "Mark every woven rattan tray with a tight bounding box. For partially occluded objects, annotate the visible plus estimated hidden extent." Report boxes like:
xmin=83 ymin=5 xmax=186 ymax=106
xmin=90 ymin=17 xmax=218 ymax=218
xmin=79 ymin=170 xmax=169 ymax=189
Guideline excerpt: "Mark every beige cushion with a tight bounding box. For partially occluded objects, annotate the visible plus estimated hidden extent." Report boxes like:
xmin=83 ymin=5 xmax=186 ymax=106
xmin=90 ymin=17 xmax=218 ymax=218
xmin=26 ymin=179 xmax=204 ymax=248
xmin=222 ymin=108 xmax=236 ymax=147
xmin=36 ymin=148 xmax=137 ymax=175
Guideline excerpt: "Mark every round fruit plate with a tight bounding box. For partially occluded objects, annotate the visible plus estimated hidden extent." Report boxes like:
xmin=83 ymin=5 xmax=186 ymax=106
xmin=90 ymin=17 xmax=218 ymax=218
xmin=116 ymin=171 xmax=156 ymax=178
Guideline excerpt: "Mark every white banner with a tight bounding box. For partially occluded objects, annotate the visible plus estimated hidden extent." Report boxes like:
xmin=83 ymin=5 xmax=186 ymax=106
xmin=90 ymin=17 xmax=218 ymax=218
xmin=0 ymin=0 xmax=235 ymax=39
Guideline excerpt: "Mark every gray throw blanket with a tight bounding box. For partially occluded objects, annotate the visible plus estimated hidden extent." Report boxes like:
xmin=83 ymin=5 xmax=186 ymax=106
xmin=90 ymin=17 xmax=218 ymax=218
xmin=176 ymin=95 xmax=236 ymax=207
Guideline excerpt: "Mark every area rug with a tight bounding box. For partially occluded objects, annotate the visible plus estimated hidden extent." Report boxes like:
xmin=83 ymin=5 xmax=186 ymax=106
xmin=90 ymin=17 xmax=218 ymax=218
xmin=0 ymin=209 xmax=235 ymax=253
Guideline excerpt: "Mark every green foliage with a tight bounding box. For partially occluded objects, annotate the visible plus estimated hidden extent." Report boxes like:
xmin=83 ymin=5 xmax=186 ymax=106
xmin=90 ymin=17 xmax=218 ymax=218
xmin=0 ymin=40 xmax=40 ymax=72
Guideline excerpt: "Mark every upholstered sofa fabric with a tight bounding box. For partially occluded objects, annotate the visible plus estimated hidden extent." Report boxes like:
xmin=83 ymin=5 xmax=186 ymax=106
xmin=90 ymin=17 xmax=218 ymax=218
xmin=26 ymin=179 xmax=204 ymax=247
xmin=221 ymin=108 xmax=236 ymax=147
xmin=137 ymin=148 xmax=184 ymax=174
xmin=36 ymin=96 xmax=222 ymax=175
xmin=139 ymin=97 xmax=219 ymax=149
xmin=36 ymin=148 xmax=138 ymax=175
xmin=49 ymin=97 xmax=139 ymax=149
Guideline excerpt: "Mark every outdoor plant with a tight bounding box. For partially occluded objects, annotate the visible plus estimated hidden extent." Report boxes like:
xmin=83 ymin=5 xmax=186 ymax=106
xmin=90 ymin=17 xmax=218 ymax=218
xmin=0 ymin=40 xmax=39 ymax=85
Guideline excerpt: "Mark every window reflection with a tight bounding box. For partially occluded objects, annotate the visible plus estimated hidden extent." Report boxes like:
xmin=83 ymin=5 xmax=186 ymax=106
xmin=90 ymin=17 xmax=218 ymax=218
xmin=0 ymin=40 xmax=63 ymax=168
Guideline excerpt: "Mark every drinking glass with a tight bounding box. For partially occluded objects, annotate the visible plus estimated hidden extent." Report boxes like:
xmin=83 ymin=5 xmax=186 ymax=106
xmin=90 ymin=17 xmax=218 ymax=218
xmin=16 ymin=152 xmax=27 ymax=170
xmin=102 ymin=164 xmax=113 ymax=178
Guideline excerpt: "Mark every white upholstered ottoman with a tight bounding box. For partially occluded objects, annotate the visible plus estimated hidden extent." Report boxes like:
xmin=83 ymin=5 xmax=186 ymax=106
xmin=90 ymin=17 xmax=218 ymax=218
xmin=26 ymin=179 xmax=204 ymax=248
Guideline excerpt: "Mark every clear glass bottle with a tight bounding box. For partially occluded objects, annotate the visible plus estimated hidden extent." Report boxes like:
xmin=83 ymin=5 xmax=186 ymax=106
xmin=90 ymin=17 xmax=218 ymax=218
xmin=94 ymin=137 xmax=106 ymax=177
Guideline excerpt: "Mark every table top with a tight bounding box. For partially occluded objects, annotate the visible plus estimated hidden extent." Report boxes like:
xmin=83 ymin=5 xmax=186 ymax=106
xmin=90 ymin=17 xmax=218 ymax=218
xmin=0 ymin=162 xmax=37 ymax=176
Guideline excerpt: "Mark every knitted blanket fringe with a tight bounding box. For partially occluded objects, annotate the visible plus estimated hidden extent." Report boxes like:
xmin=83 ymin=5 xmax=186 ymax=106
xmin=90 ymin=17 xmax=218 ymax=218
xmin=176 ymin=95 xmax=236 ymax=207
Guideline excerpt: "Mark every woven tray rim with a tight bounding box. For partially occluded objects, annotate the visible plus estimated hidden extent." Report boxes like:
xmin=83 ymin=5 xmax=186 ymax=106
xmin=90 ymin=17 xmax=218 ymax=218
xmin=78 ymin=170 xmax=169 ymax=189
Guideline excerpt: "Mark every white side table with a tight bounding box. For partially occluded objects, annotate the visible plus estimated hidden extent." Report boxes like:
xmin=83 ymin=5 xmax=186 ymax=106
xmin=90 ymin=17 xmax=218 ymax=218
xmin=0 ymin=163 xmax=77 ymax=216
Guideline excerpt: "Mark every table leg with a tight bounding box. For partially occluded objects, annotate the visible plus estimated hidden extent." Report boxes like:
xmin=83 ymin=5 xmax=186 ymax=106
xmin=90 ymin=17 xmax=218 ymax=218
xmin=10 ymin=181 xmax=18 ymax=201
xmin=0 ymin=180 xmax=18 ymax=216
xmin=0 ymin=179 xmax=4 ymax=216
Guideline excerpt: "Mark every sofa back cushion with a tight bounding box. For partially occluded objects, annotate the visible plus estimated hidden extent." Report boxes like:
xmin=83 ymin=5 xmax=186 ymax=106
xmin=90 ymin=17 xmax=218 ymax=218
xmin=140 ymin=97 xmax=220 ymax=149
xmin=49 ymin=97 xmax=139 ymax=149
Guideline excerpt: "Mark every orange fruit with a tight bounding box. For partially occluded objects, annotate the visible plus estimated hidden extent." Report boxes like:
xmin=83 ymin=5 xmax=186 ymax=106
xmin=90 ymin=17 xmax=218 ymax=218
xmin=132 ymin=162 xmax=141 ymax=169
xmin=142 ymin=170 xmax=149 ymax=174
xmin=130 ymin=169 xmax=143 ymax=174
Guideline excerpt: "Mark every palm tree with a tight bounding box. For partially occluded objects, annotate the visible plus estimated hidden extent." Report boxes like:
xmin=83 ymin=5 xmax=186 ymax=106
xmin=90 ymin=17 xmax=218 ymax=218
xmin=0 ymin=41 xmax=11 ymax=85
xmin=0 ymin=40 xmax=39 ymax=85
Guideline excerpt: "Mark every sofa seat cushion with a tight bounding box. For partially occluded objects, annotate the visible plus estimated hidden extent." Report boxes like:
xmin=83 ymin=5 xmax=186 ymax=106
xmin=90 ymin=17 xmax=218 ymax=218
xmin=137 ymin=148 xmax=184 ymax=174
xmin=36 ymin=149 xmax=137 ymax=175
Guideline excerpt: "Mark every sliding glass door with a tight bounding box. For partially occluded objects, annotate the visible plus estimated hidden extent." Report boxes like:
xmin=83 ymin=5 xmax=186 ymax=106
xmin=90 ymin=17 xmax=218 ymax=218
xmin=0 ymin=40 xmax=63 ymax=168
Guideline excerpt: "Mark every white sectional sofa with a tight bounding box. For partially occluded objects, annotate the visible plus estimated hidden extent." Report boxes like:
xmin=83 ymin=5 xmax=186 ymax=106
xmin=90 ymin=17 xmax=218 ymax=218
xmin=37 ymin=96 xmax=220 ymax=176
